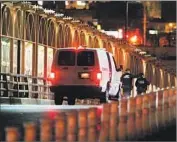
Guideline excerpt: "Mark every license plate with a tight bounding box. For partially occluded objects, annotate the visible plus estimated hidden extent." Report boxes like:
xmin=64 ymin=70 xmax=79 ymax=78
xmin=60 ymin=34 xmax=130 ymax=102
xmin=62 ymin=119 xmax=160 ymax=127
xmin=79 ymin=72 xmax=90 ymax=79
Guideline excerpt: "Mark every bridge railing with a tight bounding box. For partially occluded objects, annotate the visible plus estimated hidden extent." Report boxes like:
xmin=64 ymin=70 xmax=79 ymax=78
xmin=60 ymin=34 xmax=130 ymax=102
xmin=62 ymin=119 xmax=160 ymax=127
xmin=2 ymin=87 xmax=176 ymax=141
xmin=0 ymin=73 xmax=54 ymax=100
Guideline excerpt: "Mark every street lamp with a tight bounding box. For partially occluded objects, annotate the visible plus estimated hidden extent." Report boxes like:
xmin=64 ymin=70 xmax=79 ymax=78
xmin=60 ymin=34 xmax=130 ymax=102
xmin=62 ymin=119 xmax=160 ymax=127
xmin=125 ymin=1 xmax=128 ymax=41
xmin=124 ymin=1 xmax=141 ymax=42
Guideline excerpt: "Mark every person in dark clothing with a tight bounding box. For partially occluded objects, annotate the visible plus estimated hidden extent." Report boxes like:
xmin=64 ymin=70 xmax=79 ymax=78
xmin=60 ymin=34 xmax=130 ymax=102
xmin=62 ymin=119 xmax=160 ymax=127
xmin=120 ymin=68 xmax=134 ymax=98
xmin=135 ymin=73 xmax=150 ymax=95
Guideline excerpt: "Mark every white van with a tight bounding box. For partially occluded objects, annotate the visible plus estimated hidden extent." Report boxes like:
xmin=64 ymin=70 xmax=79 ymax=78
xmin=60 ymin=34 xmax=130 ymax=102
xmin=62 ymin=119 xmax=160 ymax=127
xmin=49 ymin=47 xmax=122 ymax=105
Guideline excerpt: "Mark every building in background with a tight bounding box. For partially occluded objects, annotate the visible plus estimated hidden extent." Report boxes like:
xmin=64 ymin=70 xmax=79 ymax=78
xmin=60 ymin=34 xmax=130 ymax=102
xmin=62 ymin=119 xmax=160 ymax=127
xmin=24 ymin=1 xmax=177 ymax=47
xmin=65 ymin=1 xmax=90 ymax=9
xmin=143 ymin=1 xmax=161 ymax=19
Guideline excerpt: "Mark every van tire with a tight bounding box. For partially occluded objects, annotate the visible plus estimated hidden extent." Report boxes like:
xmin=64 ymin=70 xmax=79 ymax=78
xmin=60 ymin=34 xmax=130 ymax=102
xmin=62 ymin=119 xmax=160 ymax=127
xmin=68 ymin=98 xmax=75 ymax=105
xmin=100 ymin=96 xmax=106 ymax=103
xmin=100 ymin=90 xmax=109 ymax=103
xmin=54 ymin=94 xmax=63 ymax=105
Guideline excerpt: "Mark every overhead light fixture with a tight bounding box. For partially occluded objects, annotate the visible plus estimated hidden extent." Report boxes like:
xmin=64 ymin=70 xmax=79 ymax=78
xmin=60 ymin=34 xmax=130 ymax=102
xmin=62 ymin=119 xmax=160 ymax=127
xmin=55 ymin=13 xmax=64 ymax=17
xmin=38 ymin=1 xmax=43 ymax=6
xmin=44 ymin=9 xmax=55 ymax=14
xmin=63 ymin=16 xmax=72 ymax=20
xmin=1 ymin=3 xmax=4 ymax=8
xmin=77 ymin=1 xmax=86 ymax=6
xmin=65 ymin=1 xmax=69 ymax=6
xmin=22 ymin=1 xmax=31 ymax=5
xmin=33 ymin=5 xmax=43 ymax=10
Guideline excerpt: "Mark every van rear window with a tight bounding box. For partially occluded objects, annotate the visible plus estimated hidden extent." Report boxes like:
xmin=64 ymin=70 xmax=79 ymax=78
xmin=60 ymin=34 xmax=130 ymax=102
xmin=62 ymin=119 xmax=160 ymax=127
xmin=58 ymin=51 xmax=75 ymax=66
xmin=77 ymin=51 xmax=94 ymax=66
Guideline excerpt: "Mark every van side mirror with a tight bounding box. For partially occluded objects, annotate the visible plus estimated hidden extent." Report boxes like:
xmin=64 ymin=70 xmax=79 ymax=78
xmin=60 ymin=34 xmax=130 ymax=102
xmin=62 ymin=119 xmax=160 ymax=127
xmin=116 ymin=68 xmax=121 ymax=72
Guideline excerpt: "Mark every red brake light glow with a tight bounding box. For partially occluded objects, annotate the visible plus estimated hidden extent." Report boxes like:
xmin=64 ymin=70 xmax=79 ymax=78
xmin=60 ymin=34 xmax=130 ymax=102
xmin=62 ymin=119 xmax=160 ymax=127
xmin=50 ymin=72 xmax=55 ymax=79
xmin=97 ymin=72 xmax=102 ymax=80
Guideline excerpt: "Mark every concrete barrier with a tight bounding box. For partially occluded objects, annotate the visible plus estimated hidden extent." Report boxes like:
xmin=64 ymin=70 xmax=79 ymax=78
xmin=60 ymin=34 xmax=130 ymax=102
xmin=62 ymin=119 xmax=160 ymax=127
xmin=0 ymin=97 xmax=54 ymax=105
xmin=2 ymin=87 xmax=177 ymax=141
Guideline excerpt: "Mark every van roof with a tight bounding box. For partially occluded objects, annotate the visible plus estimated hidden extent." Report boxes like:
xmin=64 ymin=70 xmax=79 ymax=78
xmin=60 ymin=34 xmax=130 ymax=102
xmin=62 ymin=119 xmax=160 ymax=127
xmin=57 ymin=47 xmax=107 ymax=51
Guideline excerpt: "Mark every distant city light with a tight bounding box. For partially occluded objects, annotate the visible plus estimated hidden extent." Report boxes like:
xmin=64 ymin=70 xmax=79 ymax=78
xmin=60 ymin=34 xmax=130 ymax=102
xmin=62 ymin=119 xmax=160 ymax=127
xmin=103 ymin=31 xmax=119 ymax=38
xmin=65 ymin=1 xmax=69 ymax=6
xmin=118 ymin=29 xmax=123 ymax=33
xmin=44 ymin=9 xmax=55 ymax=14
xmin=38 ymin=1 xmax=43 ymax=6
xmin=97 ymin=25 xmax=101 ymax=30
xmin=130 ymin=35 xmax=137 ymax=43
xmin=55 ymin=13 xmax=64 ymax=17
xmin=77 ymin=1 xmax=86 ymax=6
xmin=169 ymin=23 xmax=173 ymax=27
xmin=118 ymin=29 xmax=123 ymax=39
xmin=149 ymin=30 xmax=158 ymax=34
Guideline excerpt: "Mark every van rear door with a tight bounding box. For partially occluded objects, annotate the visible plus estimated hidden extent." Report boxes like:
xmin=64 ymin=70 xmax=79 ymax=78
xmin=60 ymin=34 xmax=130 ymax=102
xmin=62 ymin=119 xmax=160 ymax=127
xmin=75 ymin=50 xmax=98 ymax=85
xmin=55 ymin=50 xmax=77 ymax=85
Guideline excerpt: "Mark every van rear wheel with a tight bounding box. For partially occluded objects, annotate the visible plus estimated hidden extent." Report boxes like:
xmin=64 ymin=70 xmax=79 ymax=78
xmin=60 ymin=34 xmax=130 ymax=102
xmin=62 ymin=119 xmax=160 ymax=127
xmin=54 ymin=94 xmax=63 ymax=105
xmin=100 ymin=97 xmax=106 ymax=103
xmin=100 ymin=90 xmax=109 ymax=104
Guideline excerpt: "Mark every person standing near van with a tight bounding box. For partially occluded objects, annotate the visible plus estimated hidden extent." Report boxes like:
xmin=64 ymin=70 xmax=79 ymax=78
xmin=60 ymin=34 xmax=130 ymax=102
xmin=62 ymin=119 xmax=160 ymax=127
xmin=120 ymin=68 xmax=134 ymax=99
xmin=135 ymin=73 xmax=150 ymax=95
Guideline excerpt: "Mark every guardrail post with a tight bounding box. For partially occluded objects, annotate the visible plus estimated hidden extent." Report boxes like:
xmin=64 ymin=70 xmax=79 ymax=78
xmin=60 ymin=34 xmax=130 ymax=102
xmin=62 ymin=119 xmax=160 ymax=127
xmin=118 ymin=99 xmax=128 ymax=141
xmin=135 ymin=108 xmax=143 ymax=139
xmin=127 ymin=98 xmax=136 ymax=140
xmin=168 ymin=89 xmax=174 ymax=124
xmin=55 ymin=113 xmax=66 ymax=141
xmin=156 ymin=90 xmax=164 ymax=130
xmin=66 ymin=111 xmax=77 ymax=141
xmin=102 ymin=103 xmax=110 ymax=122
xmin=172 ymin=88 xmax=176 ymax=123
xmin=78 ymin=109 xmax=87 ymax=128
xmin=24 ymin=122 xmax=36 ymax=141
xmin=135 ymin=95 xmax=143 ymax=139
xmin=163 ymin=89 xmax=169 ymax=109
xmin=40 ymin=119 xmax=52 ymax=141
xmin=148 ymin=92 xmax=158 ymax=134
xmin=135 ymin=95 xmax=143 ymax=112
xmin=110 ymin=101 xmax=119 ymax=114
xmin=109 ymin=102 xmax=119 ymax=141
xmin=5 ymin=127 xmax=19 ymax=142
xmin=157 ymin=90 xmax=163 ymax=110
xmin=142 ymin=94 xmax=150 ymax=137
xmin=78 ymin=109 xmax=88 ymax=142
xmin=149 ymin=92 xmax=156 ymax=110
xmin=99 ymin=122 xmax=109 ymax=142
xmin=87 ymin=126 xmax=96 ymax=142
xmin=78 ymin=127 xmax=87 ymax=142
xmin=88 ymin=108 xmax=97 ymax=127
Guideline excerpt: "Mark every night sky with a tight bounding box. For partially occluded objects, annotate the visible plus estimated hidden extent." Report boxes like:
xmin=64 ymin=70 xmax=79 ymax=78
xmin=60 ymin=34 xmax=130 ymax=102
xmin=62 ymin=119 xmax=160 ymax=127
xmin=37 ymin=1 xmax=176 ymax=21
xmin=161 ymin=1 xmax=176 ymax=21
xmin=94 ymin=1 xmax=143 ymax=19
xmin=94 ymin=1 xmax=176 ymax=21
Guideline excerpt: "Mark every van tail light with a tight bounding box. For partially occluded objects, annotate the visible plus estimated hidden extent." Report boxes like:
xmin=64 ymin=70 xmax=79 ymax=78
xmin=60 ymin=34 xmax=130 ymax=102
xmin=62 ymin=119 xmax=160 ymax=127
xmin=94 ymin=71 xmax=102 ymax=85
xmin=49 ymin=72 xmax=55 ymax=79
xmin=97 ymin=72 xmax=102 ymax=80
